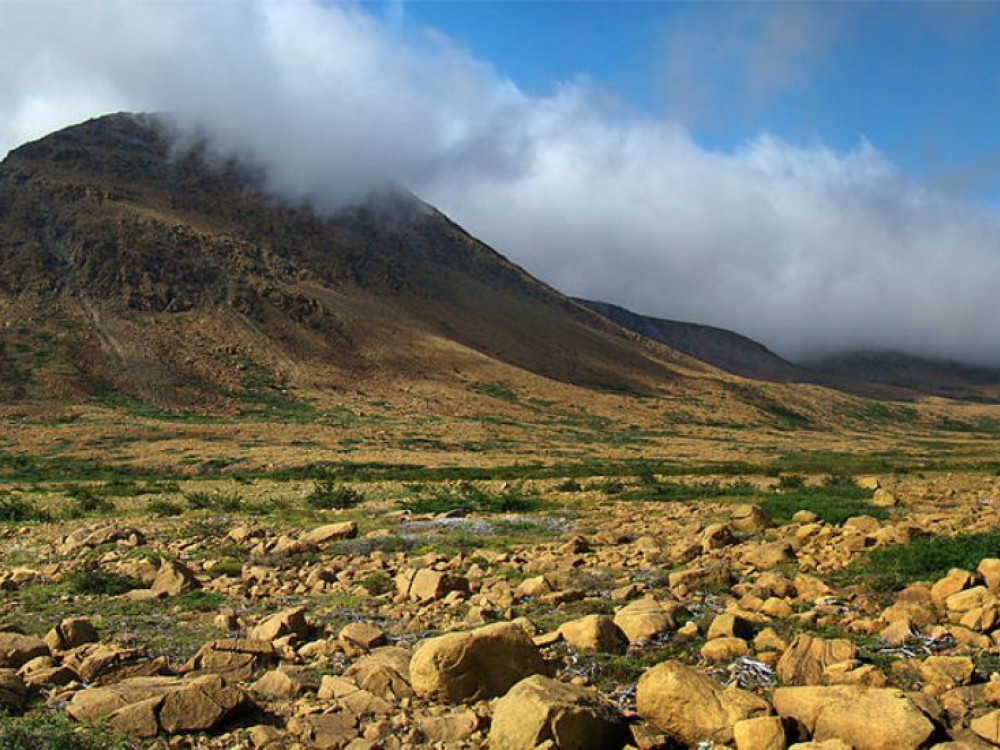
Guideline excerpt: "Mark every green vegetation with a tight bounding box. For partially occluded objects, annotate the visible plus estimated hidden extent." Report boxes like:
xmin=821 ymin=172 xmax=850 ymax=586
xmin=729 ymin=384 xmax=815 ymax=430
xmin=63 ymin=564 xmax=142 ymax=596
xmin=148 ymin=498 xmax=184 ymax=517
xmin=835 ymin=400 xmax=920 ymax=428
xmin=468 ymin=381 xmax=518 ymax=403
xmin=843 ymin=531 xmax=1000 ymax=591
xmin=0 ymin=446 xmax=994 ymax=486
xmin=0 ymin=496 xmax=50 ymax=523
xmin=175 ymin=590 xmax=229 ymax=612
xmin=758 ymin=476 xmax=884 ymax=525
xmin=0 ymin=711 xmax=131 ymax=750
xmin=406 ymin=482 xmax=542 ymax=515
xmin=620 ymin=477 xmax=755 ymax=503
xmin=63 ymin=489 xmax=116 ymax=519
xmin=185 ymin=489 xmax=243 ymax=512
xmin=305 ymin=479 xmax=364 ymax=510
xmin=358 ymin=571 xmax=394 ymax=596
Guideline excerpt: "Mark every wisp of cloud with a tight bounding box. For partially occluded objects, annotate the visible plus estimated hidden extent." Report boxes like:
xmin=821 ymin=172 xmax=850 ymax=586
xmin=2 ymin=0 xmax=999 ymax=365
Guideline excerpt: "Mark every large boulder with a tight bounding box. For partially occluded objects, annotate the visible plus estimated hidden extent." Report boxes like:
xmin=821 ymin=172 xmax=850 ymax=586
xmin=151 ymin=560 xmax=200 ymax=597
xmin=45 ymin=617 xmax=98 ymax=651
xmin=157 ymin=674 xmax=250 ymax=734
xmin=559 ymin=615 xmax=628 ymax=655
xmin=773 ymin=685 xmax=935 ymax=750
xmin=488 ymin=675 xmax=629 ymax=749
xmin=250 ymin=607 xmax=309 ymax=642
xmin=396 ymin=568 xmax=469 ymax=603
xmin=0 ymin=632 xmax=49 ymax=668
xmin=182 ymin=638 xmax=278 ymax=681
xmin=776 ymin=635 xmax=857 ymax=685
xmin=63 ymin=643 xmax=167 ymax=685
xmin=410 ymin=622 xmax=546 ymax=703
xmin=613 ymin=597 xmax=678 ymax=644
xmin=302 ymin=521 xmax=358 ymax=545
xmin=636 ymin=660 xmax=769 ymax=745
xmin=67 ymin=676 xmax=189 ymax=722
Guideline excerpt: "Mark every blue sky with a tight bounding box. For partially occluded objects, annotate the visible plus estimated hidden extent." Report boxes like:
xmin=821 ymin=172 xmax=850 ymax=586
xmin=381 ymin=1 xmax=1000 ymax=202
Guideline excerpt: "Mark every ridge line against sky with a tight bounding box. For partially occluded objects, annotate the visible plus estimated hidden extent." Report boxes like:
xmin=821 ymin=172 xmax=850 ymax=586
xmin=2 ymin=0 xmax=1000 ymax=364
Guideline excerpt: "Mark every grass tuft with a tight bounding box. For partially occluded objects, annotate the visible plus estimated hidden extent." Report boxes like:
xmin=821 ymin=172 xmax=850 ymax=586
xmin=63 ymin=563 xmax=142 ymax=596
xmin=305 ymin=479 xmax=364 ymax=510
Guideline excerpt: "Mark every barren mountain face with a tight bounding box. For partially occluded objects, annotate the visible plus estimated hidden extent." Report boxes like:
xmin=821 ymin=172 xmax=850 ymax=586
xmin=0 ymin=114 xmax=697 ymax=409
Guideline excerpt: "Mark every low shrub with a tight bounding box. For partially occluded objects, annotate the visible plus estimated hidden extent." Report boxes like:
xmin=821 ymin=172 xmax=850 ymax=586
xmin=0 ymin=497 xmax=50 ymax=524
xmin=406 ymin=482 xmax=541 ymax=515
xmin=305 ymin=479 xmax=364 ymax=510
xmin=148 ymin=499 xmax=183 ymax=517
xmin=63 ymin=563 xmax=141 ymax=596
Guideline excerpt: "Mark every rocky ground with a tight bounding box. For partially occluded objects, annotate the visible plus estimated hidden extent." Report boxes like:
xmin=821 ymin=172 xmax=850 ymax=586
xmin=3 ymin=471 xmax=1000 ymax=748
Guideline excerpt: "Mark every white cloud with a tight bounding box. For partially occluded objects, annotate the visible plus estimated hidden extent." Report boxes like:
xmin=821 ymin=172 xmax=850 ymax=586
xmin=2 ymin=0 xmax=999 ymax=364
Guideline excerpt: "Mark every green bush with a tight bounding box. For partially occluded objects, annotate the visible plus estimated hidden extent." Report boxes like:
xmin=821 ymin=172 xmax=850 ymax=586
xmin=846 ymin=532 xmax=1000 ymax=591
xmin=175 ymin=590 xmax=228 ymax=612
xmin=358 ymin=571 xmax=394 ymax=596
xmin=305 ymin=479 xmax=364 ymax=510
xmin=148 ymin=499 xmax=183 ymax=517
xmin=0 ymin=497 xmax=50 ymax=523
xmin=63 ymin=491 xmax=116 ymax=519
xmin=63 ymin=563 xmax=141 ymax=596
xmin=778 ymin=474 xmax=806 ymax=489
xmin=185 ymin=490 xmax=242 ymax=512
xmin=406 ymin=482 xmax=541 ymax=515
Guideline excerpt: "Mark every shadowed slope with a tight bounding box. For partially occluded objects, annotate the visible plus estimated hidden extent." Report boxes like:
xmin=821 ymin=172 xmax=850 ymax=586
xmin=0 ymin=113 xmax=704 ymax=409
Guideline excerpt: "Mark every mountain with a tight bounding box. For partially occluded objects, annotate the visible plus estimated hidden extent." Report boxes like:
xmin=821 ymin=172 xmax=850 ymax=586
xmin=577 ymin=298 xmax=1000 ymax=403
xmin=0 ymin=113 xmax=710 ymax=410
xmin=576 ymin=299 xmax=810 ymax=383
xmin=805 ymin=351 xmax=1000 ymax=403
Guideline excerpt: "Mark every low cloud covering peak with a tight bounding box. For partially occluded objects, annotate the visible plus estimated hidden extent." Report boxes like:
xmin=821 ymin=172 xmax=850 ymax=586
xmin=3 ymin=1 xmax=999 ymax=364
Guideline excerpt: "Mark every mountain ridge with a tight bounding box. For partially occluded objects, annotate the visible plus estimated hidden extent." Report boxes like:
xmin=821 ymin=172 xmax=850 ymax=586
xmin=0 ymin=113 xmax=712 ymax=410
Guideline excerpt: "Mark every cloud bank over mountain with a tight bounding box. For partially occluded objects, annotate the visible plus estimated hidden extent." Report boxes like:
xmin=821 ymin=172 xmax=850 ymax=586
xmin=3 ymin=0 xmax=999 ymax=364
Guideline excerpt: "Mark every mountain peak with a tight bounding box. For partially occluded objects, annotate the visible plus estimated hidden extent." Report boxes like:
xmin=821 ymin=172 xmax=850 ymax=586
xmin=0 ymin=114 xmax=692 ymax=409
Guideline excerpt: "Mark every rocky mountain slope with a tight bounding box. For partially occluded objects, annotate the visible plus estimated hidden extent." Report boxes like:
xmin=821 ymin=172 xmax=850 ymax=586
xmin=0 ymin=114 xmax=707 ymax=411
xmin=806 ymin=350 xmax=1000 ymax=402
xmin=579 ymin=298 xmax=1000 ymax=403
xmin=577 ymin=299 xmax=811 ymax=384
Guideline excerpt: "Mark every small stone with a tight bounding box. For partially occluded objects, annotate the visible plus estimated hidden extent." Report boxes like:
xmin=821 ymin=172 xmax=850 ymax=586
xmin=339 ymin=623 xmax=387 ymax=653
xmin=613 ymin=597 xmax=677 ymax=644
xmin=701 ymin=637 xmax=749 ymax=661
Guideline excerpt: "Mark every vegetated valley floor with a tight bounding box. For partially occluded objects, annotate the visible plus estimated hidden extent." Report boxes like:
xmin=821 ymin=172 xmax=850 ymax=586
xmin=3 ymin=379 xmax=1000 ymax=748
